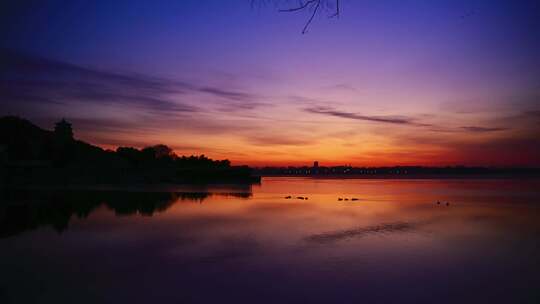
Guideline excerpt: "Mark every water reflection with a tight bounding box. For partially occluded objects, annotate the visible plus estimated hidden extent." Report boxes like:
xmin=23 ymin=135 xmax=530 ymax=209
xmin=0 ymin=189 xmax=252 ymax=238
xmin=305 ymin=221 xmax=420 ymax=244
xmin=0 ymin=178 xmax=539 ymax=303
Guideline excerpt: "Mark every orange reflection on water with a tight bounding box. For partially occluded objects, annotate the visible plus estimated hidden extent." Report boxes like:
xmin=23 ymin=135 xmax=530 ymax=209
xmin=1 ymin=177 xmax=539 ymax=303
xmin=110 ymin=177 xmax=539 ymax=265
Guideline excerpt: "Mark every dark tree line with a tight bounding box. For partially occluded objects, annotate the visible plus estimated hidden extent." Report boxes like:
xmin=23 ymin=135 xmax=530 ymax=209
xmin=115 ymin=145 xmax=231 ymax=169
xmin=0 ymin=117 xmax=257 ymax=185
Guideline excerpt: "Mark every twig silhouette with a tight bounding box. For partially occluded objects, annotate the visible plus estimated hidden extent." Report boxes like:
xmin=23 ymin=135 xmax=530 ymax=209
xmin=278 ymin=0 xmax=340 ymax=34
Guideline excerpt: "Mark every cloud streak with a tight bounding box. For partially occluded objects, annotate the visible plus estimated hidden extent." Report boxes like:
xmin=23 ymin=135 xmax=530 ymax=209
xmin=0 ymin=49 xmax=195 ymax=114
xmin=0 ymin=49 xmax=267 ymax=116
xmin=304 ymin=106 xmax=426 ymax=126
xmin=245 ymin=135 xmax=315 ymax=146
xmin=199 ymin=87 xmax=255 ymax=102
xmin=304 ymin=105 xmax=517 ymax=135
xmin=460 ymin=126 xmax=508 ymax=133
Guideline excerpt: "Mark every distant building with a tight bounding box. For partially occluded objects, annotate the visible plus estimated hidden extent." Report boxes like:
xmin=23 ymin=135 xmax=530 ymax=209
xmin=54 ymin=119 xmax=73 ymax=140
xmin=313 ymin=161 xmax=319 ymax=174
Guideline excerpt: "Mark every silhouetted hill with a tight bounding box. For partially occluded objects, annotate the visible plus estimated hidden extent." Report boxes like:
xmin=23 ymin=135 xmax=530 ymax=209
xmin=0 ymin=116 xmax=259 ymax=186
xmin=0 ymin=116 xmax=53 ymax=161
xmin=0 ymin=116 xmax=116 ymax=165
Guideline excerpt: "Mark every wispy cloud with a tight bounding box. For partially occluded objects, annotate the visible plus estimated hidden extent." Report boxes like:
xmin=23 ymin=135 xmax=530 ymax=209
xmin=523 ymin=110 xmax=540 ymax=120
xmin=305 ymin=105 xmax=519 ymax=135
xmin=322 ymin=83 xmax=358 ymax=92
xmin=0 ymin=49 xmax=267 ymax=116
xmin=304 ymin=106 xmax=424 ymax=125
xmin=460 ymin=126 xmax=508 ymax=132
xmin=0 ymin=49 xmax=195 ymax=115
xmin=450 ymin=136 xmax=540 ymax=166
xmin=215 ymin=101 xmax=271 ymax=113
xmin=245 ymin=135 xmax=315 ymax=146
xmin=199 ymin=87 xmax=255 ymax=102
xmin=67 ymin=115 xmax=252 ymax=137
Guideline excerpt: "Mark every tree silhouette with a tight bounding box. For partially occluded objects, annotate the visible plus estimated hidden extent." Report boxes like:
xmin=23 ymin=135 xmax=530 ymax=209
xmin=0 ymin=117 xmax=258 ymax=185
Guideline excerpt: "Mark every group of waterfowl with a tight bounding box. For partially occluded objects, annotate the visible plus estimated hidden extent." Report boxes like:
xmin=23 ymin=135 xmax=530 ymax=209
xmin=284 ymin=196 xmax=449 ymax=205
xmin=284 ymin=195 xmax=362 ymax=201
xmin=338 ymin=197 xmax=359 ymax=201
xmin=284 ymin=196 xmax=308 ymax=200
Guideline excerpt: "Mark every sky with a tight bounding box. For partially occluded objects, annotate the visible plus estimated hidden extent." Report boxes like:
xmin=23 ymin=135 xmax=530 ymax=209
xmin=1 ymin=0 xmax=539 ymax=167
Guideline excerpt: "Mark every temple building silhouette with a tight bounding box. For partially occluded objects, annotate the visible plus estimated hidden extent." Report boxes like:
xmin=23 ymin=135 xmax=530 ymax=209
xmin=54 ymin=118 xmax=74 ymax=140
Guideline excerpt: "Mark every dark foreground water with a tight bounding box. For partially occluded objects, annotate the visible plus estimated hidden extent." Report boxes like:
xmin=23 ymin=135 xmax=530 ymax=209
xmin=1 ymin=178 xmax=539 ymax=303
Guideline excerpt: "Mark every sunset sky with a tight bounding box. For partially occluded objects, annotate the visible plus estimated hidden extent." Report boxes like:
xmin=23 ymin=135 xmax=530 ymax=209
xmin=1 ymin=0 xmax=539 ymax=166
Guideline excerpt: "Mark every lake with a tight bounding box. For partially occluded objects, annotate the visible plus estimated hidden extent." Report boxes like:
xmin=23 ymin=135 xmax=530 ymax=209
xmin=1 ymin=177 xmax=539 ymax=303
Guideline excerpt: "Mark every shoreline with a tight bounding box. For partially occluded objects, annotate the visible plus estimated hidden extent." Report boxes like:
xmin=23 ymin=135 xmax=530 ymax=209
xmin=256 ymin=174 xmax=540 ymax=180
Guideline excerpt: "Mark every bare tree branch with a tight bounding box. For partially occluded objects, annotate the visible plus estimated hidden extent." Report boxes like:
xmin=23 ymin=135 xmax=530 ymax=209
xmin=301 ymin=0 xmax=321 ymax=34
xmin=328 ymin=0 xmax=339 ymax=18
xmin=279 ymin=0 xmax=318 ymax=12
xmin=252 ymin=0 xmax=340 ymax=33
xmin=277 ymin=0 xmax=340 ymax=34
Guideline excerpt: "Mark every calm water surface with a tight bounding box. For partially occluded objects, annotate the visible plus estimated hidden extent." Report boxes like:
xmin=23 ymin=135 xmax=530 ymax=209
xmin=1 ymin=178 xmax=539 ymax=303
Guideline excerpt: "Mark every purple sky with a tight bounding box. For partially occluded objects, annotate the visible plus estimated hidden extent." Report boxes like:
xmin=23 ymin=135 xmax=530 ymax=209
xmin=1 ymin=0 xmax=539 ymax=166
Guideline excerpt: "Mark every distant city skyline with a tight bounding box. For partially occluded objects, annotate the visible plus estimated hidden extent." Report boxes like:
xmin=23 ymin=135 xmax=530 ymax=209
xmin=1 ymin=0 xmax=539 ymax=167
